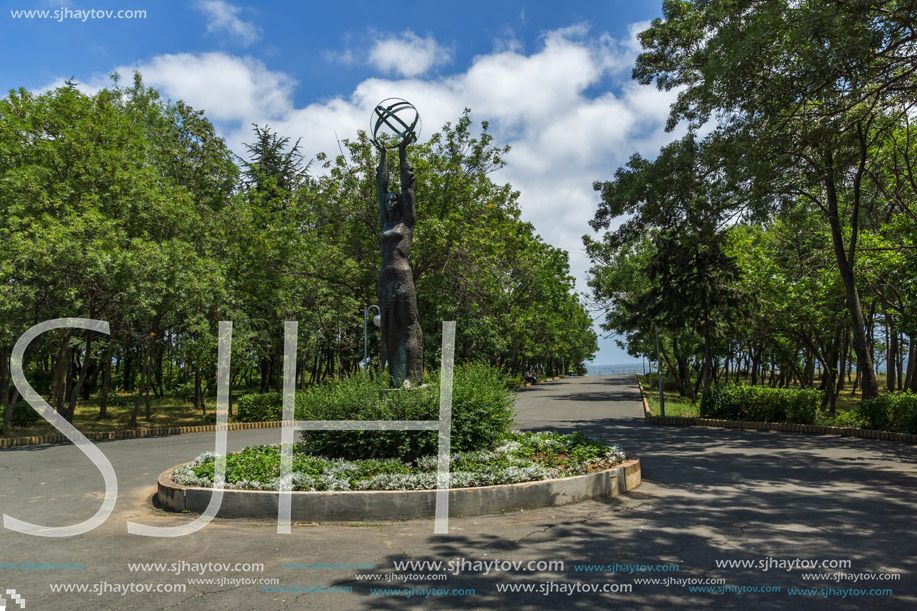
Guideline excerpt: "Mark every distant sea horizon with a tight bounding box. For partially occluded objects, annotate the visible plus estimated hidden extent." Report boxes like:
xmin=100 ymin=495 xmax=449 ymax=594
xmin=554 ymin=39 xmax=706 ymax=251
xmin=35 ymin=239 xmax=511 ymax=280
xmin=585 ymin=363 xmax=645 ymax=376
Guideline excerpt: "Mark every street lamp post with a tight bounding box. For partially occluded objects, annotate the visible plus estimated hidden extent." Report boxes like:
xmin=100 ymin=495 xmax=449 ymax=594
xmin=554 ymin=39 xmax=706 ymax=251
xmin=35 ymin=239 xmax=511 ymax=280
xmin=363 ymin=305 xmax=381 ymax=366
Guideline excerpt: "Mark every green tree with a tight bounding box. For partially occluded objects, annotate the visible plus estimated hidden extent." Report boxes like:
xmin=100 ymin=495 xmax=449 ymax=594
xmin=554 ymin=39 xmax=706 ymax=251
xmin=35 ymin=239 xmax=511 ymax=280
xmin=632 ymin=0 xmax=917 ymax=398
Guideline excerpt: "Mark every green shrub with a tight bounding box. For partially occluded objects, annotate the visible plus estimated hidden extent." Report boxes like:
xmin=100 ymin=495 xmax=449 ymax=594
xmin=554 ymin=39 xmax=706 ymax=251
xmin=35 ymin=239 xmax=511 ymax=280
xmin=297 ymin=363 xmax=516 ymax=461
xmin=104 ymin=394 xmax=134 ymax=407
xmin=830 ymin=410 xmax=865 ymax=428
xmin=643 ymin=373 xmax=682 ymax=393
xmin=175 ymin=382 xmax=197 ymax=404
xmin=700 ymin=384 xmax=817 ymax=424
xmin=785 ymin=389 xmax=820 ymax=424
xmin=856 ymin=392 xmax=917 ymax=434
xmin=0 ymin=402 xmax=42 ymax=429
xmin=235 ymin=392 xmax=283 ymax=422
xmin=889 ymin=393 xmax=917 ymax=434
xmin=699 ymin=384 xmax=742 ymax=420
xmin=449 ymin=362 xmax=517 ymax=451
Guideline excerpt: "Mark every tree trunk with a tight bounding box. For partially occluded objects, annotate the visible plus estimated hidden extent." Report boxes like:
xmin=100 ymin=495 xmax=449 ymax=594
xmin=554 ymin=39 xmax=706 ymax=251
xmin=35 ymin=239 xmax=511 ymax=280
xmin=1 ymin=345 xmax=11 ymax=429
xmin=66 ymin=347 xmax=79 ymax=408
xmin=323 ymin=347 xmax=334 ymax=382
xmin=802 ymin=351 xmax=814 ymax=389
xmin=886 ymin=311 xmax=897 ymax=392
xmin=750 ymin=346 xmax=760 ymax=386
xmin=659 ymin=340 xmax=687 ymax=398
xmin=823 ymin=157 xmax=880 ymax=399
xmin=153 ymin=348 xmax=164 ymax=399
xmin=906 ymin=334 xmax=916 ymax=391
xmin=820 ymin=365 xmax=838 ymax=414
xmin=123 ymin=351 xmax=133 ymax=393
xmin=167 ymin=331 xmax=173 ymax=384
xmin=65 ymin=334 xmax=95 ymax=423
xmin=194 ymin=368 xmax=203 ymax=414
xmin=701 ymin=313 xmax=713 ymax=395
xmin=51 ymin=334 xmax=71 ymax=415
xmin=4 ymin=388 xmax=19 ymax=429
xmin=260 ymin=357 xmax=271 ymax=393
xmin=676 ymin=354 xmax=696 ymax=402
xmin=82 ymin=356 xmax=95 ymax=400
xmin=130 ymin=346 xmax=148 ymax=428
xmin=273 ymin=346 xmax=284 ymax=392
xmin=821 ymin=330 xmax=842 ymax=414
xmin=837 ymin=329 xmax=850 ymax=391
xmin=0 ymin=345 xmax=9 ymax=410
xmin=99 ymin=345 xmax=112 ymax=419
xmin=144 ymin=350 xmax=153 ymax=420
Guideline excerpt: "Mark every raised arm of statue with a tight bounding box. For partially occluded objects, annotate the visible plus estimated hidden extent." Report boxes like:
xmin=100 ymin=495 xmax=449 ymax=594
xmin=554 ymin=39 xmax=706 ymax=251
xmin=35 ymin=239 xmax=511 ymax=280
xmin=376 ymin=146 xmax=388 ymax=193
xmin=399 ymin=143 xmax=416 ymax=227
xmin=376 ymin=146 xmax=388 ymax=226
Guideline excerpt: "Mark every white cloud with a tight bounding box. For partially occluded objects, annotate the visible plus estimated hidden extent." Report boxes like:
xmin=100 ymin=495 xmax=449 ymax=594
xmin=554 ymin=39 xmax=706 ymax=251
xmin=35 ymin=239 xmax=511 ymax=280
xmin=368 ymin=31 xmax=451 ymax=77
xmin=114 ymin=52 xmax=295 ymax=123
xmin=322 ymin=48 xmax=357 ymax=65
xmin=196 ymin=0 xmax=260 ymax=46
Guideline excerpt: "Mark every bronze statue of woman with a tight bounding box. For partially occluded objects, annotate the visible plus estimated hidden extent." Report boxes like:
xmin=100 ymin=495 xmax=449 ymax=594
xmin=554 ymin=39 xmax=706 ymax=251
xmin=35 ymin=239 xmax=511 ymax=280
xmin=376 ymin=138 xmax=423 ymax=387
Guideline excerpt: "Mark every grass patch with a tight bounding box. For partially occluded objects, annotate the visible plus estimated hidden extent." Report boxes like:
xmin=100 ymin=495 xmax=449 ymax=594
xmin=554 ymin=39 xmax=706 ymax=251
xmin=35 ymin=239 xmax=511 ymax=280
xmin=0 ymin=393 xmax=227 ymax=439
xmin=638 ymin=375 xmax=700 ymax=417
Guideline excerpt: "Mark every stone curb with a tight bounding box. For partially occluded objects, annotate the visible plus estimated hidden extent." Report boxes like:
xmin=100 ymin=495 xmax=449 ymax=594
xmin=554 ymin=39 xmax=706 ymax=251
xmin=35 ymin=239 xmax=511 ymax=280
xmin=157 ymin=457 xmax=641 ymax=521
xmin=0 ymin=420 xmax=286 ymax=449
xmin=634 ymin=375 xmax=917 ymax=445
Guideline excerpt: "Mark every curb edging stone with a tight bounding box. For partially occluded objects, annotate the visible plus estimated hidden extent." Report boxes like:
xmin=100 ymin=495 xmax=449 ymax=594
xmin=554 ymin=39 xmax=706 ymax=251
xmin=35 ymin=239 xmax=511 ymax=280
xmin=0 ymin=420 xmax=286 ymax=449
xmin=157 ymin=458 xmax=642 ymax=521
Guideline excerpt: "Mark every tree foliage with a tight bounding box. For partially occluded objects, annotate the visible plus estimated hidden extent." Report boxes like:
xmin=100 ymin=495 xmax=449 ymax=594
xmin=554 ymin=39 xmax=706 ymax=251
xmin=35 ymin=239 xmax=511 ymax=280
xmin=0 ymin=79 xmax=596 ymax=428
xmin=586 ymin=0 xmax=917 ymax=408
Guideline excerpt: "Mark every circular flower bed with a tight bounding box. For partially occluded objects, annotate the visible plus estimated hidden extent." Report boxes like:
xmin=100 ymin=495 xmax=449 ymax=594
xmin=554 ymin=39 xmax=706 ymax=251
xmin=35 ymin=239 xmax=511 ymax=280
xmin=171 ymin=431 xmax=626 ymax=492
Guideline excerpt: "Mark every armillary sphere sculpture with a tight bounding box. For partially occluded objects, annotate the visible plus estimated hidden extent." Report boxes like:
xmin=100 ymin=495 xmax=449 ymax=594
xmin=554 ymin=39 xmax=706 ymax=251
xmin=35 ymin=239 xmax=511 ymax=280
xmin=371 ymin=98 xmax=424 ymax=387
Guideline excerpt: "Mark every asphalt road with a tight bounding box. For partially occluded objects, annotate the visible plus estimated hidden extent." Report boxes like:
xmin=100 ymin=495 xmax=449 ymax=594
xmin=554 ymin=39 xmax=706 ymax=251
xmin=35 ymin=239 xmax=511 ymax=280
xmin=0 ymin=375 xmax=914 ymax=610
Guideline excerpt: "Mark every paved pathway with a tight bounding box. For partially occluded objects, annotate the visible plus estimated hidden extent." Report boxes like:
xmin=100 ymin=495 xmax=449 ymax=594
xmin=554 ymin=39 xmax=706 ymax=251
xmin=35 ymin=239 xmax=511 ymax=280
xmin=1 ymin=375 xmax=915 ymax=610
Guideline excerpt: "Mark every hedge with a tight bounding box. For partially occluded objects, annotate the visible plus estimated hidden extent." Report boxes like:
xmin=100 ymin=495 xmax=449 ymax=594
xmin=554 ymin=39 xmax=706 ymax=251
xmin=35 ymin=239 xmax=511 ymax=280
xmin=233 ymin=363 xmax=516 ymax=461
xmin=700 ymin=384 xmax=818 ymax=424
xmin=235 ymin=392 xmax=284 ymax=422
xmin=0 ymin=402 xmax=43 ymax=432
xmin=855 ymin=391 xmax=917 ymax=434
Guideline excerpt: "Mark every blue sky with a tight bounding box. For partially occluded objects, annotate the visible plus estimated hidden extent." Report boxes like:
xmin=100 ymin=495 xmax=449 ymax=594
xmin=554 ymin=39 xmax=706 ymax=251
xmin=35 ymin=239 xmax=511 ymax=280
xmin=3 ymin=0 xmax=679 ymax=365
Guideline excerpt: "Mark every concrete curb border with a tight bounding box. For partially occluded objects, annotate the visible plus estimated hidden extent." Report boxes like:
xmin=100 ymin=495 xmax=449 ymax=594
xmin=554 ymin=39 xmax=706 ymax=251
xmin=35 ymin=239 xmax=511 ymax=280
xmin=635 ymin=375 xmax=917 ymax=445
xmin=158 ymin=458 xmax=642 ymax=521
xmin=0 ymin=420 xmax=285 ymax=449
